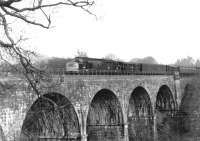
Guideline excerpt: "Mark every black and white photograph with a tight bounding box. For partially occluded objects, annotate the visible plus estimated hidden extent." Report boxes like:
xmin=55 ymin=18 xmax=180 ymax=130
xmin=0 ymin=0 xmax=200 ymax=141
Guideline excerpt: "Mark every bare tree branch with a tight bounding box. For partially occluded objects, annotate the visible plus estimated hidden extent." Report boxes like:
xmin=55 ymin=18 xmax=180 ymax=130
xmin=0 ymin=0 xmax=94 ymax=105
xmin=0 ymin=0 xmax=94 ymax=28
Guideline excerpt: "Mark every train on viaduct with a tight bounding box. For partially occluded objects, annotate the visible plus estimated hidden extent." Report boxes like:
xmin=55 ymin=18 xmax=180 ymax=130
xmin=0 ymin=57 xmax=199 ymax=141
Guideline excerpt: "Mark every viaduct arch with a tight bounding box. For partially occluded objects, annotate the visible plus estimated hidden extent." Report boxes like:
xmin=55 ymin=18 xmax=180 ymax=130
xmin=20 ymin=93 xmax=80 ymax=141
xmin=87 ymin=89 xmax=124 ymax=141
xmin=155 ymin=85 xmax=176 ymax=141
xmin=128 ymin=86 xmax=154 ymax=141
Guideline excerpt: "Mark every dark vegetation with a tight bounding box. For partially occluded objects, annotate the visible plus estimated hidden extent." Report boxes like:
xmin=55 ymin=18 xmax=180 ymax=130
xmin=176 ymin=75 xmax=200 ymax=141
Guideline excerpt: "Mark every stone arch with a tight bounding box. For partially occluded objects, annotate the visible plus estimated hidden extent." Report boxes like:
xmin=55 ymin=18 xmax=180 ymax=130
xmin=127 ymin=83 xmax=153 ymax=103
xmin=86 ymin=89 xmax=124 ymax=141
xmin=155 ymin=85 xmax=176 ymax=141
xmin=20 ymin=92 xmax=80 ymax=141
xmin=128 ymin=86 xmax=154 ymax=141
xmin=156 ymin=85 xmax=176 ymax=113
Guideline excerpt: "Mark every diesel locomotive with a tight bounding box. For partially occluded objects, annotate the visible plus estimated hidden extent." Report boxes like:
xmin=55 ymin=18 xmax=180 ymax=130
xmin=65 ymin=57 xmax=179 ymax=75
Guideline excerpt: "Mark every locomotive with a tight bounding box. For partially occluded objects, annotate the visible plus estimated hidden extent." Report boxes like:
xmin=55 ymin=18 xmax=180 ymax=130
xmin=65 ymin=57 xmax=179 ymax=75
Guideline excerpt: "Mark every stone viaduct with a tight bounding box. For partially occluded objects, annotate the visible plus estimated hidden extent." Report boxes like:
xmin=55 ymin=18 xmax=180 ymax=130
xmin=0 ymin=72 xmax=197 ymax=141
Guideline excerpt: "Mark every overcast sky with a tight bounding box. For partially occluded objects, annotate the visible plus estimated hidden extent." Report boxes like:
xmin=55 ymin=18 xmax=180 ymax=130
xmin=25 ymin=0 xmax=200 ymax=64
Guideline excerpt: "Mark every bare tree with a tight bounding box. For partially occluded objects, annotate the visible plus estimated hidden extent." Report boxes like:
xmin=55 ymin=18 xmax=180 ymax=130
xmin=76 ymin=49 xmax=88 ymax=57
xmin=103 ymin=53 xmax=122 ymax=61
xmin=174 ymin=56 xmax=195 ymax=67
xmin=0 ymin=0 xmax=94 ymax=97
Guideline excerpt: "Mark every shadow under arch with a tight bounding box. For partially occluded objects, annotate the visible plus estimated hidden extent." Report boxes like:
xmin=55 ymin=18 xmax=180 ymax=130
xmin=87 ymin=89 xmax=124 ymax=141
xmin=155 ymin=85 xmax=176 ymax=141
xmin=20 ymin=92 xmax=80 ymax=141
xmin=128 ymin=86 xmax=154 ymax=141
